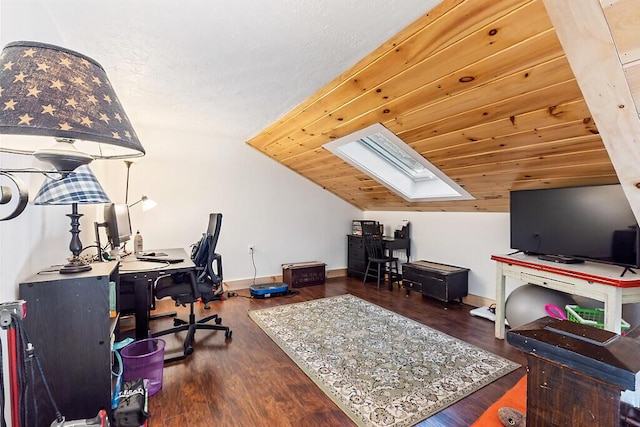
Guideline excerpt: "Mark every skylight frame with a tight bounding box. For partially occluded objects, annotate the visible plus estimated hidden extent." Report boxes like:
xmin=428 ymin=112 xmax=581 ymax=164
xmin=358 ymin=133 xmax=435 ymax=181
xmin=323 ymin=123 xmax=474 ymax=202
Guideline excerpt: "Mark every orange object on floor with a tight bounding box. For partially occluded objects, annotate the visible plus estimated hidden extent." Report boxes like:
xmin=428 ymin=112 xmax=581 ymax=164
xmin=470 ymin=375 xmax=527 ymax=426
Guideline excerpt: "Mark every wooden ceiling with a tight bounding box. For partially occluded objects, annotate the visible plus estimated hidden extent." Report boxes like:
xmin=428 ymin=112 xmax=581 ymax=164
xmin=247 ymin=0 xmax=640 ymax=212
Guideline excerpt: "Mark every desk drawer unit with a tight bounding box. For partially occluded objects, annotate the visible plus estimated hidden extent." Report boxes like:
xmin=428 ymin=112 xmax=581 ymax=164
xmin=402 ymin=260 xmax=469 ymax=304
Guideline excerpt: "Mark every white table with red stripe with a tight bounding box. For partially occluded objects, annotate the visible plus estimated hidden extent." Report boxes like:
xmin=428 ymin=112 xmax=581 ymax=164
xmin=492 ymin=253 xmax=640 ymax=339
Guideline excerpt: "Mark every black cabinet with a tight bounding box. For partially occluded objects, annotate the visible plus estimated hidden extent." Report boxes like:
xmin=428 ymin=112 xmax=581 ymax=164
xmin=18 ymin=262 xmax=119 ymax=425
xmin=347 ymin=235 xmax=368 ymax=279
xmin=402 ymin=260 xmax=468 ymax=305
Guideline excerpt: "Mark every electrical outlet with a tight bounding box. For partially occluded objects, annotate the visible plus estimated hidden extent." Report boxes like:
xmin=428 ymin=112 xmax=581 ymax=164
xmin=248 ymin=245 xmax=254 ymax=254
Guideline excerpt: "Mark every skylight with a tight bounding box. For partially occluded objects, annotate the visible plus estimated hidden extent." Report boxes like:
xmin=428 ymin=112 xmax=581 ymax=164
xmin=323 ymin=123 xmax=474 ymax=202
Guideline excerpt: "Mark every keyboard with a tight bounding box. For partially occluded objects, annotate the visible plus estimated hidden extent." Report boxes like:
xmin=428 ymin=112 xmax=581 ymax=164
xmin=137 ymin=251 xmax=168 ymax=257
xmin=136 ymin=255 xmax=184 ymax=264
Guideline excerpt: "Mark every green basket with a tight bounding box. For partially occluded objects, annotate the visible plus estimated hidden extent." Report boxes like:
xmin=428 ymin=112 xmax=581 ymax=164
xmin=565 ymin=304 xmax=630 ymax=332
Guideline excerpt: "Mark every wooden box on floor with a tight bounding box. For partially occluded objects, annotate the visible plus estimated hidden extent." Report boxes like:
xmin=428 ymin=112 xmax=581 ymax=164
xmin=282 ymin=262 xmax=326 ymax=288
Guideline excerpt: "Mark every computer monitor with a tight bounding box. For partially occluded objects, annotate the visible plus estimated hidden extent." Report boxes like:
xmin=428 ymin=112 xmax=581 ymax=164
xmin=103 ymin=203 xmax=132 ymax=250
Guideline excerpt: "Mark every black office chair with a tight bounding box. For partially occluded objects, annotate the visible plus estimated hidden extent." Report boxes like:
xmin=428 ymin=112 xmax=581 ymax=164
xmin=152 ymin=213 xmax=232 ymax=362
xmin=363 ymin=235 xmax=401 ymax=290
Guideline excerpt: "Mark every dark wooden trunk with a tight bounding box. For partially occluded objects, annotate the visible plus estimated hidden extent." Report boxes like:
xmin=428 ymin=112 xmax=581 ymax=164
xmin=527 ymin=356 xmax=621 ymax=426
xmin=282 ymin=262 xmax=326 ymax=288
xmin=402 ymin=260 xmax=469 ymax=304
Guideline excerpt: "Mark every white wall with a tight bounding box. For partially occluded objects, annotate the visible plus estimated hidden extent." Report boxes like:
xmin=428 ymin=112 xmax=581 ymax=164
xmin=112 ymin=124 xmax=361 ymax=283
xmin=1 ymin=130 xmax=360 ymax=293
xmin=367 ymin=211 xmax=513 ymax=300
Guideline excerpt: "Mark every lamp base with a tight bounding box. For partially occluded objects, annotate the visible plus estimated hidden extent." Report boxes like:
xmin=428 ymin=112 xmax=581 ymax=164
xmin=59 ymin=204 xmax=92 ymax=274
xmin=59 ymin=259 xmax=92 ymax=274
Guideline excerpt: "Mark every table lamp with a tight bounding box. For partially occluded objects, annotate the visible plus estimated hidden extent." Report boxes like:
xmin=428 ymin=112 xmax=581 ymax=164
xmin=33 ymin=165 xmax=110 ymax=273
xmin=0 ymin=41 xmax=145 ymax=219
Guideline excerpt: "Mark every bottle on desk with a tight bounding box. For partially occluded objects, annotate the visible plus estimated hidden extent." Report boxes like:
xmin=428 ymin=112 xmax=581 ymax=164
xmin=134 ymin=230 xmax=143 ymax=254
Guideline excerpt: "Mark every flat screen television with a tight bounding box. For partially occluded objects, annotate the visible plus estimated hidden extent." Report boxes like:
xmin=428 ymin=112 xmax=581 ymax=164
xmin=510 ymin=184 xmax=640 ymax=269
xmin=103 ymin=203 xmax=132 ymax=249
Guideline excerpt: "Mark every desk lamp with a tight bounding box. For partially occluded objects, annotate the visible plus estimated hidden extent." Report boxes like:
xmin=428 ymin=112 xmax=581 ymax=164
xmin=129 ymin=195 xmax=157 ymax=211
xmin=123 ymin=160 xmax=156 ymax=210
xmin=0 ymin=41 xmax=145 ymax=220
xmin=33 ymin=165 xmax=110 ymax=273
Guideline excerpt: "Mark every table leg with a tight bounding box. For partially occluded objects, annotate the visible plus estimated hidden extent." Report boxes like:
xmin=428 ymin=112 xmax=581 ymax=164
xmin=495 ymin=263 xmax=506 ymax=339
xmin=604 ymin=287 xmax=623 ymax=334
xmin=133 ymin=277 xmax=151 ymax=339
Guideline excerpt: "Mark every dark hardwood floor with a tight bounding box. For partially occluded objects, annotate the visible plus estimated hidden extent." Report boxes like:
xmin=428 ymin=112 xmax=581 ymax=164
xmin=144 ymin=276 xmax=527 ymax=426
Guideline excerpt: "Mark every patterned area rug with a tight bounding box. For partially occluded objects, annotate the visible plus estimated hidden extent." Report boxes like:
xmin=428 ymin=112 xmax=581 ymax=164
xmin=248 ymin=294 xmax=519 ymax=427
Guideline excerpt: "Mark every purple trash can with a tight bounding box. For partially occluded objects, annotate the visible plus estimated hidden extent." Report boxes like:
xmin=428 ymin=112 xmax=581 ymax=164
xmin=121 ymin=338 xmax=165 ymax=396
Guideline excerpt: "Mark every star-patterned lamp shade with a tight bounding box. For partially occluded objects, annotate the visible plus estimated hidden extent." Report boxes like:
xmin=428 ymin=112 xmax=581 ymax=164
xmin=0 ymin=41 xmax=144 ymax=161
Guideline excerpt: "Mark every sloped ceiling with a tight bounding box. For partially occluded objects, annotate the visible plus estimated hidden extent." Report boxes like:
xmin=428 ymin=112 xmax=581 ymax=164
xmin=248 ymin=0 xmax=640 ymax=212
xmin=0 ymin=0 xmax=438 ymax=152
xmin=2 ymin=0 xmax=638 ymax=215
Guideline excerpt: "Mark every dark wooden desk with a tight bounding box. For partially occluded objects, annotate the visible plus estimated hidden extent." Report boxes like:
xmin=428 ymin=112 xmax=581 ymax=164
xmin=119 ymin=248 xmax=195 ymax=339
xmin=383 ymin=236 xmax=411 ymax=261
xmin=347 ymin=235 xmax=411 ymax=282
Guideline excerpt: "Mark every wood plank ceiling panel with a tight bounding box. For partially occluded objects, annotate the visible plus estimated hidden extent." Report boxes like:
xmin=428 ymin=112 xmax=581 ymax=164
xmin=601 ymin=0 xmax=640 ymax=120
xmin=544 ymin=0 xmax=640 ymax=221
xmin=248 ymin=0 xmax=617 ymax=212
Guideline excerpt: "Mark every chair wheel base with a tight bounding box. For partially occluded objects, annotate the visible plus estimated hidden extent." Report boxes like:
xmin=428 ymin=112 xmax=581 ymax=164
xmin=173 ymin=318 xmax=187 ymax=327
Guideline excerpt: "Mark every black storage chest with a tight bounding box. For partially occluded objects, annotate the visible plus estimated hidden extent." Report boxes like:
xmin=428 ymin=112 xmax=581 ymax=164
xmin=402 ymin=260 xmax=469 ymax=305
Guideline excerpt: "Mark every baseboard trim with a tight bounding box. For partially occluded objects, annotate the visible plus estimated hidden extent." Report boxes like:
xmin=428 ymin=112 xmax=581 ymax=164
xmin=463 ymin=294 xmax=495 ymax=309
xmin=223 ymin=269 xmax=494 ymax=308
xmin=223 ymin=268 xmax=348 ymax=291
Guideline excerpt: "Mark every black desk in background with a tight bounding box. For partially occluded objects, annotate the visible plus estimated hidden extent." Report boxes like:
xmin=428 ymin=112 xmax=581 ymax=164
xmin=118 ymin=248 xmax=195 ymax=340
xmin=346 ymin=235 xmax=411 ymax=287
xmin=383 ymin=236 xmax=411 ymax=260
